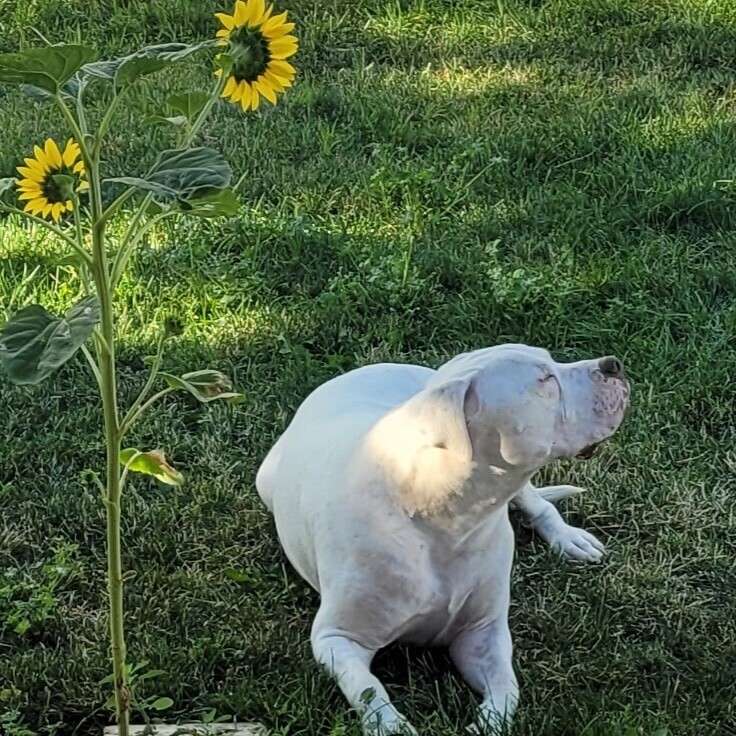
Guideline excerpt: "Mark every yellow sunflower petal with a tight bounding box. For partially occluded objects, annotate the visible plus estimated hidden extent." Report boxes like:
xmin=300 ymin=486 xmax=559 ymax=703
xmin=263 ymin=20 xmax=295 ymax=39
xmin=262 ymin=11 xmax=289 ymax=34
xmin=248 ymin=0 xmax=266 ymax=24
xmin=62 ymin=139 xmax=80 ymax=167
xmin=33 ymin=145 xmax=50 ymax=169
xmin=266 ymin=59 xmax=296 ymax=87
xmin=216 ymin=29 xmax=231 ymax=38
xmin=270 ymin=48 xmax=297 ymax=60
xmin=18 ymin=190 xmax=42 ymax=201
xmin=261 ymin=3 xmax=274 ymax=22
xmin=268 ymin=59 xmax=296 ymax=77
xmin=77 ymin=180 xmax=90 ymax=192
xmin=16 ymin=186 xmax=43 ymax=197
xmin=44 ymin=139 xmax=63 ymax=169
xmin=262 ymin=71 xmax=285 ymax=92
xmin=23 ymin=157 xmax=47 ymax=176
xmin=16 ymin=167 xmax=43 ymax=180
xmin=51 ymin=202 xmax=65 ymax=221
xmin=269 ymin=34 xmax=298 ymax=49
xmin=239 ymin=82 xmax=254 ymax=110
xmin=268 ymin=39 xmax=298 ymax=59
xmin=73 ymin=161 xmax=85 ymax=175
xmin=250 ymin=85 xmax=261 ymax=111
xmin=233 ymin=0 xmax=248 ymax=25
xmin=229 ymin=80 xmax=245 ymax=103
xmin=254 ymin=78 xmax=277 ymax=104
xmin=41 ymin=202 xmax=54 ymax=218
xmin=215 ymin=12 xmax=235 ymax=29
xmin=20 ymin=162 xmax=45 ymax=179
xmin=65 ymin=200 xmax=74 ymax=210
xmin=221 ymin=76 xmax=237 ymax=98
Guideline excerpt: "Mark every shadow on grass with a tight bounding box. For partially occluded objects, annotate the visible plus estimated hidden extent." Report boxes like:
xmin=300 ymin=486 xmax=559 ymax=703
xmin=2 ymin=1 xmax=736 ymax=735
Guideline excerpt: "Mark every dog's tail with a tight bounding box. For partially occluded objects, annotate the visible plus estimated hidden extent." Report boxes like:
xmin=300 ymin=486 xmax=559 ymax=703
xmin=535 ymin=484 xmax=586 ymax=503
xmin=255 ymin=442 xmax=282 ymax=513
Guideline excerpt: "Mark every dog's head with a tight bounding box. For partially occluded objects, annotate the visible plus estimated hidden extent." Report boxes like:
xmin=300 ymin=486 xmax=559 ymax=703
xmin=421 ymin=344 xmax=630 ymax=474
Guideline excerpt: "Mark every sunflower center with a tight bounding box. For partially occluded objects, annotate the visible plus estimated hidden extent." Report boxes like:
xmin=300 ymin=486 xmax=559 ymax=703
xmin=229 ymin=27 xmax=270 ymax=82
xmin=41 ymin=165 xmax=79 ymax=204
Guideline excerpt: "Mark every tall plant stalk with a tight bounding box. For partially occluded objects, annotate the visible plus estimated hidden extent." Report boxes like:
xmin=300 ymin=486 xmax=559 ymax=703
xmin=0 ymin=4 xmax=298 ymax=731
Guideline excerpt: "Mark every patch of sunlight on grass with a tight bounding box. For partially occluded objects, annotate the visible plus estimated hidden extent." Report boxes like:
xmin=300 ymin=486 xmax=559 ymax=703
xmin=631 ymin=90 xmax=726 ymax=150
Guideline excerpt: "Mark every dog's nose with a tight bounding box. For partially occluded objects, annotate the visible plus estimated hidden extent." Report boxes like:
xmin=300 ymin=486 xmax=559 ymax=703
xmin=598 ymin=356 xmax=624 ymax=379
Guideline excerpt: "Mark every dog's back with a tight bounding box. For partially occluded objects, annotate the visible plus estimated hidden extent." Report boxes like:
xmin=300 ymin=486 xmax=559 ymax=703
xmin=255 ymin=362 xmax=433 ymax=585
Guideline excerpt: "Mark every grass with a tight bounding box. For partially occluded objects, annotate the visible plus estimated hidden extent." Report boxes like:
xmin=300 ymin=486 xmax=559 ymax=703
xmin=1 ymin=0 xmax=736 ymax=733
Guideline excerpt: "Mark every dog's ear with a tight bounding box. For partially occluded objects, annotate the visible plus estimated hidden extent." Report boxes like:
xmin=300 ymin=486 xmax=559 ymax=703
xmin=395 ymin=377 xmax=478 ymax=515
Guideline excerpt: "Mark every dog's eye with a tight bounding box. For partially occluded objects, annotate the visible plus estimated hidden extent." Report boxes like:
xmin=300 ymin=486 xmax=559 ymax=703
xmin=539 ymin=373 xmax=555 ymax=383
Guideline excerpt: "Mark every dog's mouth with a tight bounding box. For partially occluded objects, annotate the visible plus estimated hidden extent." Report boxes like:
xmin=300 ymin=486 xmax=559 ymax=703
xmin=576 ymin=442 xmax=602 ymax=460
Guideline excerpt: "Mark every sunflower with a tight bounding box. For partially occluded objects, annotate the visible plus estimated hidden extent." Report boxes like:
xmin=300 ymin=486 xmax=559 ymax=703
xmin=215 ymin=0 xmax=297 ymax=112
xmin=16 ymin=138 xmax=89 ymax=222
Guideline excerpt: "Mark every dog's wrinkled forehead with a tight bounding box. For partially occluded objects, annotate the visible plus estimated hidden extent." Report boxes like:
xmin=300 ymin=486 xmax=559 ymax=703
xmin=433 ymin=344 xmax=553 ymax=383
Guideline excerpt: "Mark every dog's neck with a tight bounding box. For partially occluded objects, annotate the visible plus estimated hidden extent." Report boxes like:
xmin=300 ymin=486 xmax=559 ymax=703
xmin=367 ymin=400 xmax=532 ymax=534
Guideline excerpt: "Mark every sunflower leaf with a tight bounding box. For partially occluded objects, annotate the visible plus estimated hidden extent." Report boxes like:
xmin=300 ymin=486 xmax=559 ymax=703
xmin=0 ymin=44 xmax=98 ymax=94
xmin=159 ymin=369 xmax=244 ymax=404
xmin=143 ymin=114 xmax=189 ymax=128
xmin=120 ymin=448 xmax=184 ymax=486
xmin=105 ymin=147 xmax=232 ymax=204
xmin=0 ymin=296 xmax=100 ymax=385
xmin=114 ymin=41 xmax=216 ymax=87
xmin=177 ymin=188 xmax=241 ymax=218
xmin=167 ymin=91 xmax=211 ymax=120
xmin=21 ymin=83 xmax=76 ymax=102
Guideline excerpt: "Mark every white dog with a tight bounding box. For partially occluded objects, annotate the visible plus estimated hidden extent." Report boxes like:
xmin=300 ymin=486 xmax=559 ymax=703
xmin=256 ymin=344 xmax=630 ymax=734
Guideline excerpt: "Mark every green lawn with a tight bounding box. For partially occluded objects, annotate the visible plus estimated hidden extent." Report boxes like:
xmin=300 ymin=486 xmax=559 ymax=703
xmin=1 ymin=0 xmax=736 ymax=734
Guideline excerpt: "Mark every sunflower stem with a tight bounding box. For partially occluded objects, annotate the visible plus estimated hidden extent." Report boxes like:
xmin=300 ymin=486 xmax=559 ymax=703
xmin=110 ymin=207 xmax=175 ymax=290
xmin=112 ymin=75 xmax=223 ymax=290
xmin=186 ymin=73 xmax=227 ymax=143
xmin=54 ymin=94 xmax=93 ymax=167
xmin=94 ymin=91 xmax=128 ymax=163
xmin=87 ymin=139 xmax=130 ymax=736
xmin=80 ymin=343 xmax=103 ymax=391
xmin=119 ymin=387 xmax=176 ymax=439
xmin=100 ymin=187 xmax=137 ymax=226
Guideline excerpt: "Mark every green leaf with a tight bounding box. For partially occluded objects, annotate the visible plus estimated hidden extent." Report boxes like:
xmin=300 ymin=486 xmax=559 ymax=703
xmin=223 ymin=568 xmax=253 ymax=583
xmin=105 ymin=147 xmax=232 ymax=204
xmin=143 ymin=114 xmax=188 ymax=128
xmin=0 ymin=44 xmax=98 ymax=94
xmin=159 ymin=369 xmax=244 ymax=404
xmin=0 ymin=297 xmax=100 ymax=385
xmin=22 ymin=58 xmax=122 ymax=102
xmin=120 ymin=448 xmax=184 ymax=486
xmin=114 ymin=41 xmax=215 ymax=87
xmin=167 ymin=90 xmax=210 ymax=120
xmin=150 ymin=697 xmax=174 ymax=711
xmin=178 ymin=188 xmax=240 ymax=218
xmin=136 ymin=669 xmax=166 ymax=682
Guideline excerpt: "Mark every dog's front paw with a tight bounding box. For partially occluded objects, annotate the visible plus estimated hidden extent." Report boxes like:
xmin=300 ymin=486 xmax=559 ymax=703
xmin=549 ymin=524 xmax=605 ymax=562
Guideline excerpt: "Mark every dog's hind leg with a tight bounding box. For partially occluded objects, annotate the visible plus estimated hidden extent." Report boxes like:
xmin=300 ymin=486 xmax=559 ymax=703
xmin=450 ymin=619 xmax=519 ymax=735
xmin=311 ymin=624 xmax=417 ymax=735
